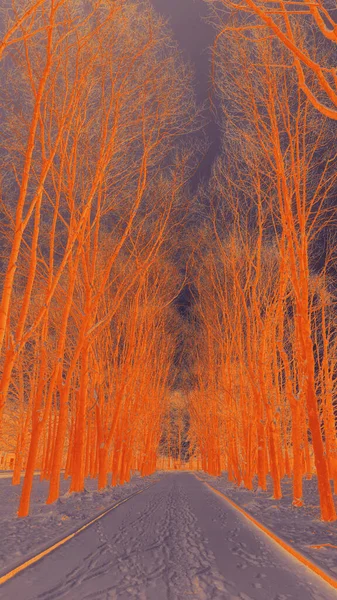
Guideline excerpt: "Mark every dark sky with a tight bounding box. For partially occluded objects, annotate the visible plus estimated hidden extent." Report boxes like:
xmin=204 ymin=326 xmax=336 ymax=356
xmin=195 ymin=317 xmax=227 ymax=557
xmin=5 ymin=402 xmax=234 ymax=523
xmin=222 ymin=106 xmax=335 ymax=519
xmin=150 ymin=0 xmax=220 ymax=181
xmin=149 ymin=1 xmax=220 ymax=387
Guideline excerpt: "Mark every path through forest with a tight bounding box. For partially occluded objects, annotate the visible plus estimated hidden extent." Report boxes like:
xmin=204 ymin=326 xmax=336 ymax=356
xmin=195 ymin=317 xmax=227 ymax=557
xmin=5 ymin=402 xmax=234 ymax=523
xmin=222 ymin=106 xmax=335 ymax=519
xmin=1 ymin=473 xmax=335 ymax=599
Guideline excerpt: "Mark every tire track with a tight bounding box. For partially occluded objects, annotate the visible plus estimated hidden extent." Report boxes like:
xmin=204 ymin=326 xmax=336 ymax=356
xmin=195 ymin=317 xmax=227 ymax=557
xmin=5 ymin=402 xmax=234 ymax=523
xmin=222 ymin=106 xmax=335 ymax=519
xmin=1 ymin=474 xmax=335 ymax=600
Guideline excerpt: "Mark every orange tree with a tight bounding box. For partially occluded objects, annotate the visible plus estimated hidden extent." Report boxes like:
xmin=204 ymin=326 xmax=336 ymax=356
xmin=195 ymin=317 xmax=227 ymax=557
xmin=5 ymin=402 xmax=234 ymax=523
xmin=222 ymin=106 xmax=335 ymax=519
xmin=191 ymin=18 xmax=337 ymax=520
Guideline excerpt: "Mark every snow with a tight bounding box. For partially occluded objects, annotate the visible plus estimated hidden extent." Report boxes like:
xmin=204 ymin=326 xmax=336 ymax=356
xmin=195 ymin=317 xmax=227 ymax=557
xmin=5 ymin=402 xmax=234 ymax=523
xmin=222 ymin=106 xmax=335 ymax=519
xmin=1 ymin=472 xmax=336 ymax=599
xmin=0 ymin=471 xmax=159 ymax=576
xmin=197 ymin=472 xmax=337 ymax=583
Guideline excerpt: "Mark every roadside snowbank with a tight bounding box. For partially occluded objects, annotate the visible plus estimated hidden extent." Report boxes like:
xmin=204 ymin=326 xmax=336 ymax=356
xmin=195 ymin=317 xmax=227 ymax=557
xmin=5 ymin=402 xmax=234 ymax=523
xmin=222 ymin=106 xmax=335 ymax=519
xmin=197 ymin=472 xmax=337 ymax=582
xmin=0 ymin=472 xmax=160 ymax=576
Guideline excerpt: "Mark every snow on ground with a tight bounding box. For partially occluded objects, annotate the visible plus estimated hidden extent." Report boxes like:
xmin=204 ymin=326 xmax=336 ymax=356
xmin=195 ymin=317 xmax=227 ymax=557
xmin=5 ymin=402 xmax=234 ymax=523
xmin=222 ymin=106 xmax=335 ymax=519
xmin=1 ymin=472 xmax=336 ymax=599
xmin=0 ymin=471 xmax=159 ymax=576
xmin=197 ymin=472 xmax=337 ymax=583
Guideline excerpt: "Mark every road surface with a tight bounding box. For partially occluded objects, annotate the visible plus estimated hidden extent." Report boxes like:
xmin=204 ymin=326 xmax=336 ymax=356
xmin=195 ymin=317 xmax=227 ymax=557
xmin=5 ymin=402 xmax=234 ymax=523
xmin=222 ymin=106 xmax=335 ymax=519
xmin=1 ymin=473 xmax=335 ymax=599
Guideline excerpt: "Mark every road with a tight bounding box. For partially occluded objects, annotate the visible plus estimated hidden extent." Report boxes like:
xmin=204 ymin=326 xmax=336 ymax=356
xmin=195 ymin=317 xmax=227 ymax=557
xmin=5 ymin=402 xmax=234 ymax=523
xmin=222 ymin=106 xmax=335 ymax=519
xmin=1 ymin=473 xmax=335 ymax=599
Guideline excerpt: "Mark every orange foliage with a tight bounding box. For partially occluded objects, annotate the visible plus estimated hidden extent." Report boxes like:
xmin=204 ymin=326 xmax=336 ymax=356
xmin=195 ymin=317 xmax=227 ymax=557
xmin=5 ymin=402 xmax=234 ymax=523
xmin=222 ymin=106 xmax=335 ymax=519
xmin=210 ymin=0 xmax=337 ymax=118
xmin=189 ymin=22 xmax=337 ymax=521
xmin=0 ymin=0 xmax=198 ymax=516
xmin=1 ymin=0 xmax=337 ymax=528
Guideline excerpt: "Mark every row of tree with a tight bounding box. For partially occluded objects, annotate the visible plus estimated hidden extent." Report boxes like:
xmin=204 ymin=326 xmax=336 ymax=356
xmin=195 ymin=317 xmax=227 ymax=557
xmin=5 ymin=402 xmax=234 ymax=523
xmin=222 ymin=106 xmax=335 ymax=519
xmin=1 ymin=0 xmax=337 ymax=524
xmin=189 ymin=3 xmax=337 ymax=521
xmin=0 ymin=0 xmax=199 ymax=516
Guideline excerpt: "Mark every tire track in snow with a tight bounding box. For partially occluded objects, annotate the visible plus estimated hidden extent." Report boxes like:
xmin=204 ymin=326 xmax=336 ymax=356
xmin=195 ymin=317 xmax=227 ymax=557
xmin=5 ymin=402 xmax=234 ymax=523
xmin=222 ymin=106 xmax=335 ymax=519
xmin=79 ymin=475 xmax=231 ymax=599
xmin=1 ymin=473 xmax=335 ymax=600
xmin=188 ymin=475 xmax=335 ymax=599
xmin=28 ymin=475 xmax=231 ymax=600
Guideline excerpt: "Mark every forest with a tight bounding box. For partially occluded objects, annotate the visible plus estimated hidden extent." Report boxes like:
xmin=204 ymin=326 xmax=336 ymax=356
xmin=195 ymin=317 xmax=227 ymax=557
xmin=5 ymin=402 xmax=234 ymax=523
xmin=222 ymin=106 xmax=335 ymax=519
xmin=1 ymin=0 xmax=337 ymax=528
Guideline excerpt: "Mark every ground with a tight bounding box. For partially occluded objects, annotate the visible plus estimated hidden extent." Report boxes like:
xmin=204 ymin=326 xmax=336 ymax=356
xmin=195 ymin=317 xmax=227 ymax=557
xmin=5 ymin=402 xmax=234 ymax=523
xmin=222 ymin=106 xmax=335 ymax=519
xmin=198 ymin=472 xmax=337 ymax=581
xmin=0 ymin=472 xmax=336 ymax=599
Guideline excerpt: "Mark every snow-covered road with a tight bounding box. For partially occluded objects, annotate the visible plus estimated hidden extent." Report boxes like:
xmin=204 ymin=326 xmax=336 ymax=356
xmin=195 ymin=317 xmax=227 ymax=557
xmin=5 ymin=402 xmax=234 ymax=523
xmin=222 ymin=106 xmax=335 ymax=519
xmin=1 ymin=473 xmax=335 ymax=599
